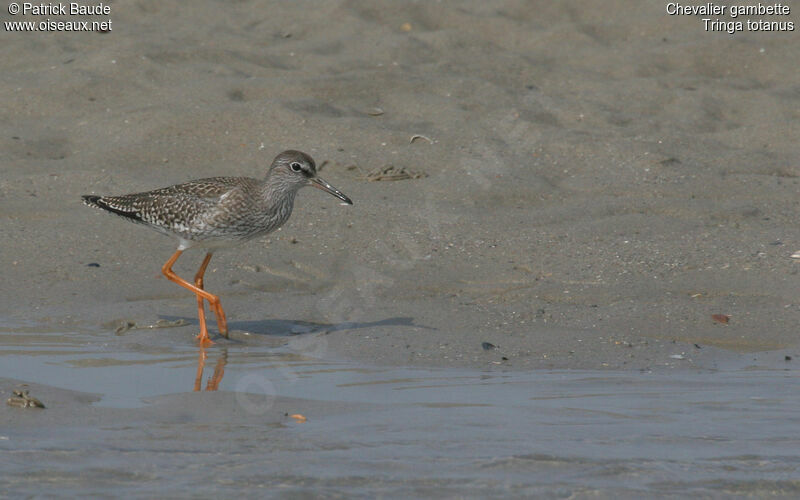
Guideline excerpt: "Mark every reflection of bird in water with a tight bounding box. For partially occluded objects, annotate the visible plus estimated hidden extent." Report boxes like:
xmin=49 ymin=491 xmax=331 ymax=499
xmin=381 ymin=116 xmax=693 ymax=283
xmin=83 ymin=150 xmax=353 ymax=345
xmin=195 ymin=347 xmax=228 ymax=392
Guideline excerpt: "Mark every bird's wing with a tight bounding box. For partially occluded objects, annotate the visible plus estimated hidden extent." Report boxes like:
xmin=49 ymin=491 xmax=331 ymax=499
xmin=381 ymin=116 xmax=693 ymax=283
xmin=84 ymin=177 xmax=256 ymax=229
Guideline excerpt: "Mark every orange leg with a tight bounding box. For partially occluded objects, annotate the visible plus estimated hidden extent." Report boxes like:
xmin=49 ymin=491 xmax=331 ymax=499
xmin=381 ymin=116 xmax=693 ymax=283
xmin=194 ymin=252 xmax=229 ymax=339
xmin=161 ymin=250 xmax=228 ymax=345
xmin=193 ymin=252 xmax=213 ymax=343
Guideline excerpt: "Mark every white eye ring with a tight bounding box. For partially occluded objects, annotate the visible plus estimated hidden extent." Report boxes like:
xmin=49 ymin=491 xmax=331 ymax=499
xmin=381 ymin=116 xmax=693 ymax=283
xmin=290 ymin=162 xmax=302 ymax=172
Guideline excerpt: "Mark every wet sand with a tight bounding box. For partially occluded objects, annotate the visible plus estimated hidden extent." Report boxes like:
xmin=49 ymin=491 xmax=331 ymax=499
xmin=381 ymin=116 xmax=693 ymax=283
xmin=2 ymin=1 xmax=799 ymax=370
xmin=2 ymin=0 xmax=800 ymax=496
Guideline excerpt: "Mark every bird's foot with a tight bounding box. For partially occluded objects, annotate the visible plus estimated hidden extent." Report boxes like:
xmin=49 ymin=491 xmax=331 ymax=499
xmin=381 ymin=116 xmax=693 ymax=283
xmin=196 ymin=333 xmax=215 ymax=347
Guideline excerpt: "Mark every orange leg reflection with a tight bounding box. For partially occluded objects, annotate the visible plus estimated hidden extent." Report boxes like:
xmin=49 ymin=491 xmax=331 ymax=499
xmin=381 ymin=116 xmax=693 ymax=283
xmin=194 ymin=347 xmax=227 ymax=392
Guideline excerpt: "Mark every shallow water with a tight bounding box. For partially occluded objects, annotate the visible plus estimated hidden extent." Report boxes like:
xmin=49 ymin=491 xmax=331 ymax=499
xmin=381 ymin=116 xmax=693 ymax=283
xmin=1 ymin=325 xmax=799 ymax=498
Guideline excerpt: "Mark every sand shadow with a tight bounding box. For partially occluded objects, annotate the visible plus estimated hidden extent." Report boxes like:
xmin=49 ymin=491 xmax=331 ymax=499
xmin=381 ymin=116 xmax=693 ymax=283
xmin=157 ymin=314 xmax=431 ymax=340
xmin=229 ymin=316 xmax=427 ymax=336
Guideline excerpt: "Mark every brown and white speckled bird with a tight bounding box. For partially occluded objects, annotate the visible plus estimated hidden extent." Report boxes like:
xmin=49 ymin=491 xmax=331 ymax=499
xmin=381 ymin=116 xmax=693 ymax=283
xmin=83 ymin=150 xmax=353 ymax=345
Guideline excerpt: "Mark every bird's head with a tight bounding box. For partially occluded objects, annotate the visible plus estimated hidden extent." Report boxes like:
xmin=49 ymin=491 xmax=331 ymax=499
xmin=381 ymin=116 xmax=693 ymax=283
xmin=268 ymin=150 xmax=352 ymax=205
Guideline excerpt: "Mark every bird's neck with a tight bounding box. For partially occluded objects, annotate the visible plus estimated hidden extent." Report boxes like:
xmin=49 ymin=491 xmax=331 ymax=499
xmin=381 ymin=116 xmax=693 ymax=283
xmin=260 ymin=174 xmax=299 ymax=211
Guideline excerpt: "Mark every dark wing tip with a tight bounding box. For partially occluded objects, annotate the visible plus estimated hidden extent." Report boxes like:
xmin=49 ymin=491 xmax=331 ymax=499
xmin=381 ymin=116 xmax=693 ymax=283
xmin=82 ymin=195 xmax=143 ymax=222
xmin=82 ymin=195 xmax=101 ymax=207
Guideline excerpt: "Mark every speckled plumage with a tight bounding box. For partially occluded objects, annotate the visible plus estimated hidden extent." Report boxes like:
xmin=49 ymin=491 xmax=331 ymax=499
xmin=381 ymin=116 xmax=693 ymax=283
xmin=83 ymin=176 xmax=294 ymax=249
xmin=83 ymin=150 xmax=352 ymax=250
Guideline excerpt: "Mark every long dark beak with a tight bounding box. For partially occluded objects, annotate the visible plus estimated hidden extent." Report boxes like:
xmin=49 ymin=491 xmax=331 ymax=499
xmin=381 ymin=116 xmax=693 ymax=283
xmin=311 ymin=177 xmax=353 ymax=205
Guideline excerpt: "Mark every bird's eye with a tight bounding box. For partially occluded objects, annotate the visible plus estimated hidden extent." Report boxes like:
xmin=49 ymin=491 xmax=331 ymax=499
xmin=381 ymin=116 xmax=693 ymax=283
xmin=290 ymin=162 xmax=302 ymax=172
